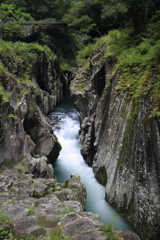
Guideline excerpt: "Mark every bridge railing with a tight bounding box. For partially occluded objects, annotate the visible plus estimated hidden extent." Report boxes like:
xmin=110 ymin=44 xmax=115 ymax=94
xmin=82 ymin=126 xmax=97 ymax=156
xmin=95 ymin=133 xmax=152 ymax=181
xmin=16 ymin=21 xmax=67 ymax=25
xmin=1 ymin=20 xmax=67 ymax=25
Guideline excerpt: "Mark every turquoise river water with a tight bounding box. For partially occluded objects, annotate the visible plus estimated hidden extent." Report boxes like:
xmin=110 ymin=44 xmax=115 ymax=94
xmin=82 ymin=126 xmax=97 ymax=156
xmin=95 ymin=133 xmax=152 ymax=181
xmin=53 ymin=96 xmax=133 ymax=231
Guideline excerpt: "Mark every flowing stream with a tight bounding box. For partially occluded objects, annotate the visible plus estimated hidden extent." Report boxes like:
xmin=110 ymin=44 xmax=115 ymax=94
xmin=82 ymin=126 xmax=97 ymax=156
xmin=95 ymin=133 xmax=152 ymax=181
xmin=52 ymin=95 xmax=133 ymax=231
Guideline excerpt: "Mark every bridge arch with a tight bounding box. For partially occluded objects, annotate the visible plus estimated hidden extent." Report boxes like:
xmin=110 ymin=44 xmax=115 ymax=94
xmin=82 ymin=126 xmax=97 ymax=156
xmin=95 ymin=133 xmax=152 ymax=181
xmin=0 ymin=20 xmax=68 ymax=39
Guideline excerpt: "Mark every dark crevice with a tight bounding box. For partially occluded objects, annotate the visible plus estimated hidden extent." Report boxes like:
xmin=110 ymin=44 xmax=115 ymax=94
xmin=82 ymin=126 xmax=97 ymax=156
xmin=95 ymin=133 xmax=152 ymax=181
xmin=93 ymin=65 xmax=106 ymax=97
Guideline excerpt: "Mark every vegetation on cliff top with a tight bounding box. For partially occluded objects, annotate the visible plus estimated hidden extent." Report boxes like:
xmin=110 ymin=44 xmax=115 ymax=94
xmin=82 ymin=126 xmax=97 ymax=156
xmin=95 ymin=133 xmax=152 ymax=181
xmin=76 ymin=22 xmax=160 ymax=116
xmin=0 ymin=40 xmax=56 ymax=102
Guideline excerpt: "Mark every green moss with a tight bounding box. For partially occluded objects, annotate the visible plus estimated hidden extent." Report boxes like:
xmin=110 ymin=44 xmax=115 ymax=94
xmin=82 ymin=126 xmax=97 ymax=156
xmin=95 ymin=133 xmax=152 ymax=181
xmin=95 ymin=166 xmax=107 ymax=186
xmin=92 ymin=216 xmax=99 ymax=220
xmin=58 ymin=204 xmax=73 ymax=215
xmin=19 ymin=235 xmax=39 ymax=240
xmin=76 ymin=30 xmax=160 ymax=117
xmin=37 ymin=216 xmax=58 ymax=228
xmin=7 ymin=114 xmax=17 ymax=119
xmin=49 ymin=223 xmax=73 ymax=240
xmin=0 ymin=40 xmax=56 ymax=86
xmin=0 ymin=211 xmax=12 ymax=240
xmin=27 ymin=206 xmax=35 ymax=216
xmin=119 ymin=163 xmax=124 ymax=172
xmin=102 ymin=224 xmax=119 ymax=240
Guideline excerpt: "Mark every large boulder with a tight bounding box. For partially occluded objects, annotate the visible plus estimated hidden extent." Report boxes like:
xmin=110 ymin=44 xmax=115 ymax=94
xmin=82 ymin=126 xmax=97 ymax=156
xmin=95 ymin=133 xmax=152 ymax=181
xmin=54 ymin=173 xmax=87 ymax=210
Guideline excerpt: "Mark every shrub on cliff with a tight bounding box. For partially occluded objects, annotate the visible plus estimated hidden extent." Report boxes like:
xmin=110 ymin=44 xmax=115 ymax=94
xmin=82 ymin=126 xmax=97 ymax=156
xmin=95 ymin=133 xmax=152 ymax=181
xmin=76 ymin=26 xmax=160 ymax=117
xmin=3 ymin=22 xmax=23 ymax=41
xmin=0 ymin=40 xmax=57 ymax=103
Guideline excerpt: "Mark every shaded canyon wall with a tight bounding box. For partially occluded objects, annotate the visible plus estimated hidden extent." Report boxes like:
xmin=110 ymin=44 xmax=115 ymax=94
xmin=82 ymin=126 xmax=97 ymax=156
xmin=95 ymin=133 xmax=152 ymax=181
xmin=70 ymin=52 xmax=160 ymax=240
xmin=0 ymin=48 xmax=69 ymax=176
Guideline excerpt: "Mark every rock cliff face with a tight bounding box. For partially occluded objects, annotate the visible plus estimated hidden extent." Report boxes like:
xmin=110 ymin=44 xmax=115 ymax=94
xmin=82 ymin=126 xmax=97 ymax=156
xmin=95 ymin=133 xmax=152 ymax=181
xmin=0 ymin=42 xmax=141 ymax=240
xmin=0 ymin=44 xmax=67 ymax=174
xmin=71 ymin=50 xmax=160 ymax=239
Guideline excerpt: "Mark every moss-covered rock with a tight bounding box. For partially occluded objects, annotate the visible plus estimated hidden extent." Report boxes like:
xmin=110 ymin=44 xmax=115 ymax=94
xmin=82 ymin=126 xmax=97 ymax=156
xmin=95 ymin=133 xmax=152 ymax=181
xmin=95 ymin=166 xmax=107 ymax=186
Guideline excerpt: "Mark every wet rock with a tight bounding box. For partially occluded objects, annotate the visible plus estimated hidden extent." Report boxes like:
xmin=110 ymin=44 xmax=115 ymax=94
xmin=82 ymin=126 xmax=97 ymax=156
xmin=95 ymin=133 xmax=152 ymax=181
xmin=55 ymin=173 xmax=87 ymax=210
xmin=23 ymin=101 xmax=61 ymax=161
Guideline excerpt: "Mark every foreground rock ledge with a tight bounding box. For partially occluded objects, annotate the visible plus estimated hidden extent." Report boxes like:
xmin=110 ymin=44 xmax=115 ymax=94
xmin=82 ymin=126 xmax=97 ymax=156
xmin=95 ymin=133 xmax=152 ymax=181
xmin=0 ymin=170 xmax=140 ymax=240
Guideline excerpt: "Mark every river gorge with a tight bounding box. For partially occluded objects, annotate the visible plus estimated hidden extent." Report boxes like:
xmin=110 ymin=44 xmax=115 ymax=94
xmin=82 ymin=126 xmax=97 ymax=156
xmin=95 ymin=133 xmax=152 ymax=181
xmin=0 ymin=40 xmax=159 ymax=240
xmin=52 ymin=95 xmax=133 ymax=231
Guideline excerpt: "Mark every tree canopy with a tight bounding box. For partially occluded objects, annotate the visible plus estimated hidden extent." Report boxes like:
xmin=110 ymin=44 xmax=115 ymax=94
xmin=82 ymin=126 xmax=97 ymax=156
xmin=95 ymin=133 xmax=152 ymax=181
xmin=0 ymin=0 xmax=160 ymax=66
xmin=1 ymin=0 xmax=160 ymax=36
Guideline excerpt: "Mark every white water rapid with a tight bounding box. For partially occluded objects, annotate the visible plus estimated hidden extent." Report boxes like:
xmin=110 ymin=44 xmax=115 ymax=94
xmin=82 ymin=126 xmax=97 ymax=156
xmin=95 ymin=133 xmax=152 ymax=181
xmin=52 ymin=96 xmax=133 ymax=231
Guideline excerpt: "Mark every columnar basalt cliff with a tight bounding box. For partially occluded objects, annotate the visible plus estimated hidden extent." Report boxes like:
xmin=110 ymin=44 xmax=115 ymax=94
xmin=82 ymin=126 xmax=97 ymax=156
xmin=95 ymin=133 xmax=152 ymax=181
xmin=0 ymin=42 xmax=67 ymax=173
xmin=70 ymin=45 xmax=160 ymax=240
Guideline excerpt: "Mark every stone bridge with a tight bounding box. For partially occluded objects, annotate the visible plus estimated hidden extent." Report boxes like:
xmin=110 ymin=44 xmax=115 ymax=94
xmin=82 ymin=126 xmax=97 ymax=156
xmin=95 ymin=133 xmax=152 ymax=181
xmin=0 ymin=20 xmax=68 ymax=39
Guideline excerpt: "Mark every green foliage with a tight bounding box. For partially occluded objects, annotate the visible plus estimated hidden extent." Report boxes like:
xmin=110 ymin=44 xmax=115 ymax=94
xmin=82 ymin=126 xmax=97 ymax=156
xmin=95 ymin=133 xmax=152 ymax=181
xmin=0 ymin=3 xmax=33 ymax=21
xmin=49 ymin=232 xmax=73 ymax=240
xmin=119 ymin=40 xmax=160 ymax=114
xmin=0 ymin=63 xmax=10 ymax=101
xmin=3 ymin=22 xmax=23 ymax=41
xmin=102 ymin=224 xmax=119 ymax=240
xmin=63 ymin=1 xmax=96 ymax=34
xmin=147 ymin=10 xmax=160 ymax=42
xmin=19 ymin=236 xmax=38 ymax=240
xmin=77 ymin=19 xmax=160 ymax=116
xmin=77 ymin=44 xmax=93 ymax=60
xmin=77 ymin=35 xmax=108 ymax=65
xmin=98 ymin=28 xmax=160 ymax=117
xmin=119 ymin=163 xmax=124 ymax=172
xmin=0 ymin=40 xmax=56 ymax=80
xmin=50 ymin=223 xmax=73 ymax=240
xmin=107 ymin=28 xmax=132 ymax=56
xmin=92 ymin=216 xmax=99 ymax=220
xmin=0 ymin=40 xmax=57 ymax=104
xmin=0 ymin=211 xmax=12 ymax=240
xmin=101 ymin=0 xmax=128 ymax=23
xmin=58 ymin=204 xmax=73 ymax=215
xmin=27 ymin=206 xmax=35 ymax=216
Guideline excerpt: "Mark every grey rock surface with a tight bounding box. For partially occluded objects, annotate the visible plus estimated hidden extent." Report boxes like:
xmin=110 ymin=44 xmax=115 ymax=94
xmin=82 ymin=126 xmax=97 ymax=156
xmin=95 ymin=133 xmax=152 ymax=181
xmin=71 ymin=48 xmax=160 ymax=239
xmin=0 ymin=169 xmax=140 ymax=240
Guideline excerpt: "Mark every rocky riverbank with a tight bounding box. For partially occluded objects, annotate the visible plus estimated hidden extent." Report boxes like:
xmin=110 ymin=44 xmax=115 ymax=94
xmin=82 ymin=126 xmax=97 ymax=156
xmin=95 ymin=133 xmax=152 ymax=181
xmin=0 ymin=170 xmax=140 ymax=240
